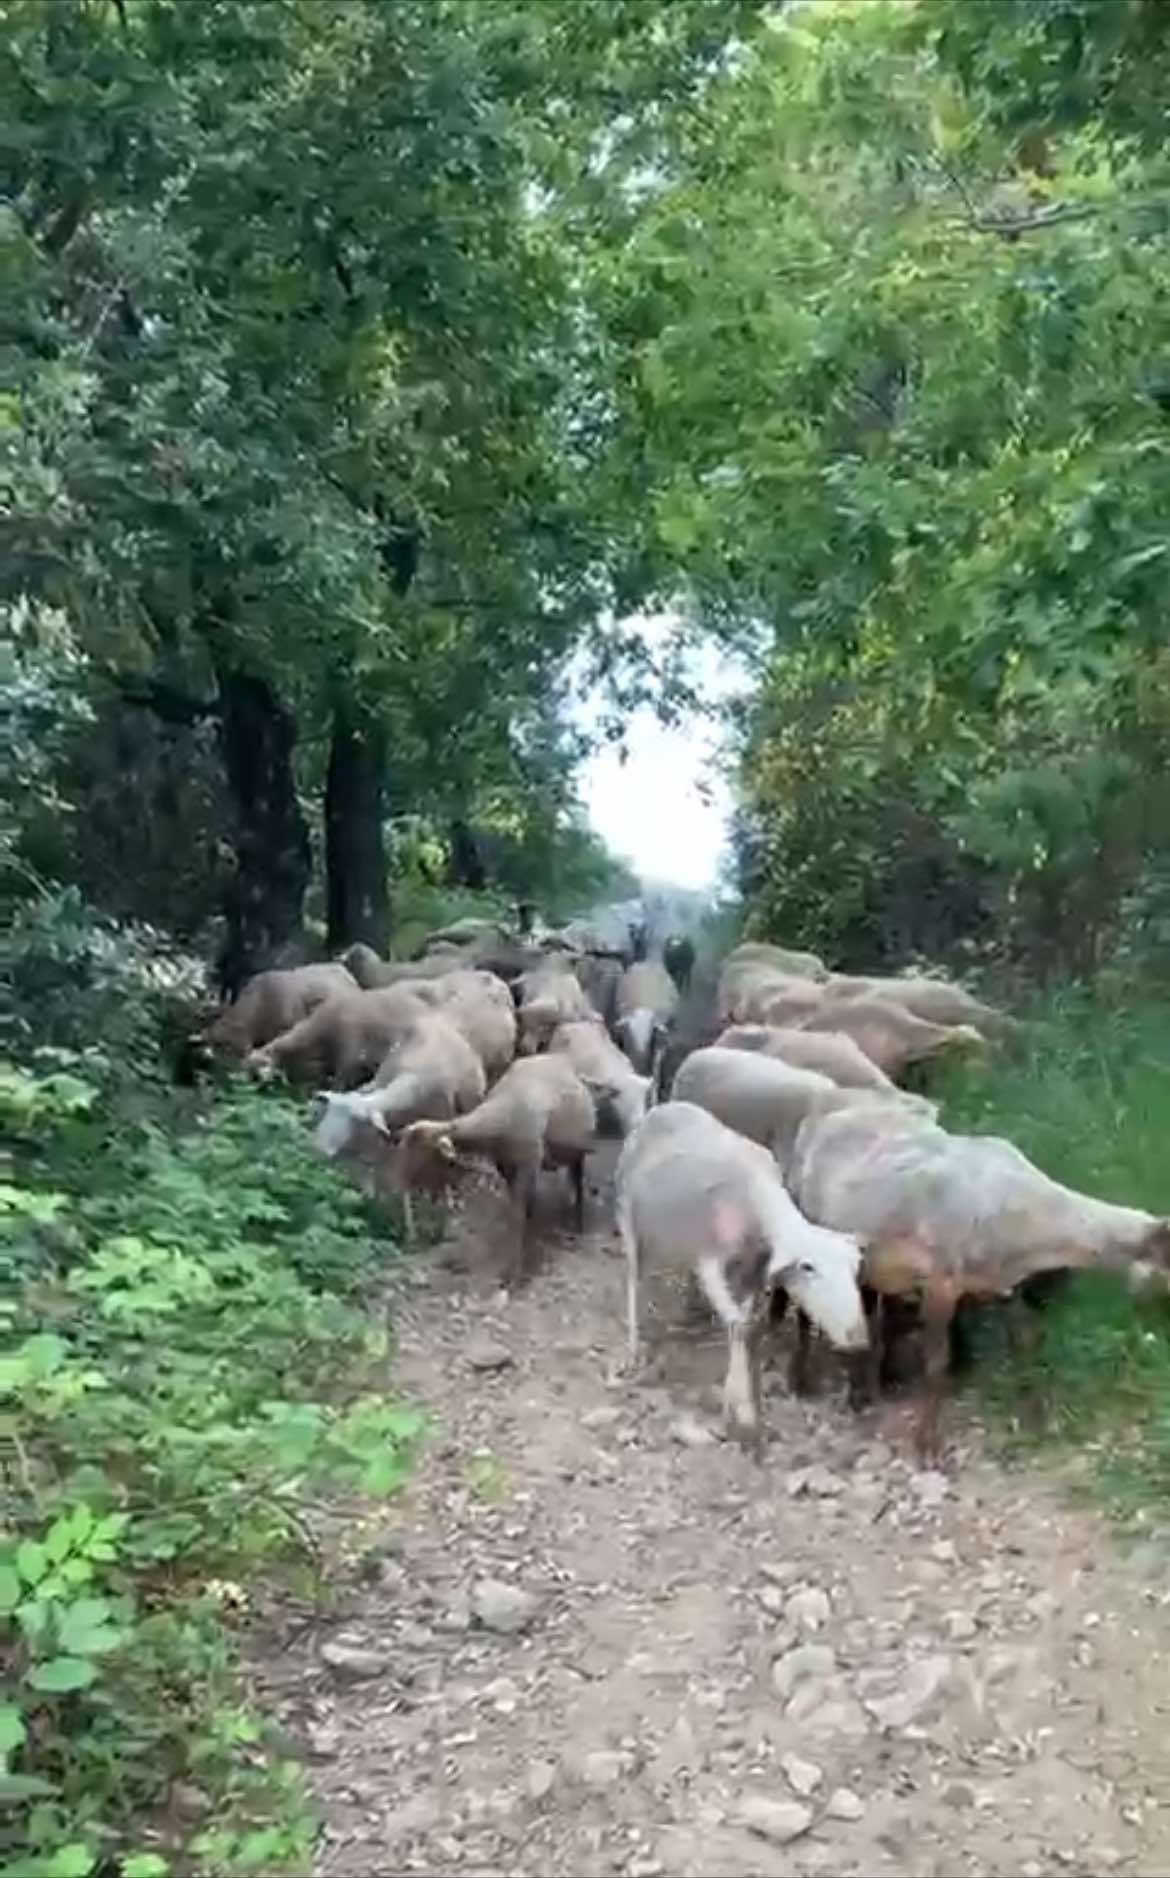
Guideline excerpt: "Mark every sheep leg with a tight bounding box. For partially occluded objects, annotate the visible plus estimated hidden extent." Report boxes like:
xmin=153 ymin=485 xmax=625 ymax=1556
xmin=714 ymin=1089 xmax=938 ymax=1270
xmin=847 ymin=1285 xmax=883 ymax=1411
xmin=698 ymin=1254 xmax=760 ymax=1449
xmin=569 ymin=1156 xmax=586 ymax=1233
xmin=915 ymin=1279 xmax=960 ymax=1464
xmin=787 ymin=1307 xmax=815 ymax=1397
xmin=617 ymin=1199 xmax=641 ymax=1365
xmin=402 ymin=1189 xmax=415 ymax=1247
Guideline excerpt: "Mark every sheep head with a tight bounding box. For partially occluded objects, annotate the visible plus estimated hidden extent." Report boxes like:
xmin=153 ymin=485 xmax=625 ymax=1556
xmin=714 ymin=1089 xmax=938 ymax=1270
xmin=1139 ymin=1219 xmax=1170 ymax=1268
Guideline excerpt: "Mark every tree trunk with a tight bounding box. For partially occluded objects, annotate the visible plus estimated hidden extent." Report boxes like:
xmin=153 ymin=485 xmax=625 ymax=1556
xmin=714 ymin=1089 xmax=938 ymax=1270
xmin=448 ymin=817 xmax=486 ymax=890
xmin=215 ymin=667 xmax=311 ymax=996
xmin=325 ymin=700 xmax=390 ymax=953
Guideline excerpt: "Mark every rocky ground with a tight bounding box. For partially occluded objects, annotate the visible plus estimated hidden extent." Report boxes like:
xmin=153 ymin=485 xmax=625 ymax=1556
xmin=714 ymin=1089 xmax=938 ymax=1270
xmin=251 ymin=1151 xmax=1170 ymax=1878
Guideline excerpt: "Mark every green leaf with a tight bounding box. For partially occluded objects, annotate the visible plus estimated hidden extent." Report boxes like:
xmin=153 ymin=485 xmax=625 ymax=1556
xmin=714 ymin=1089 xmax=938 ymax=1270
xmin=0 ymin=1705 xmax=25 ymax=1757
xmin=16 ymin=1541 xmax=47 ymax=1586
xmin=25 ymin=1655 xmax=98 ymax=1693
xmin=40 ymin=1848 xmax=96 ymax=1878
xmin=0 ymin=1566 xmax=20 ymax=1614
xmin=0 ymin=1770 xmax=60 ymax=1803
xmin=56 ymin=1598 xmax=123 ymax=1655
xmin=43 ymin=1515 xmax=76 ymax=1565
xmin=121 ymin=1856 xmax=170 ymax=1878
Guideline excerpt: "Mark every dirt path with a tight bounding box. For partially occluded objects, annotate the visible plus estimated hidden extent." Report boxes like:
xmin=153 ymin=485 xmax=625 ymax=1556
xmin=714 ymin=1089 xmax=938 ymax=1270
xmin=255 ymin=1158 xmax=1170 ymax=1878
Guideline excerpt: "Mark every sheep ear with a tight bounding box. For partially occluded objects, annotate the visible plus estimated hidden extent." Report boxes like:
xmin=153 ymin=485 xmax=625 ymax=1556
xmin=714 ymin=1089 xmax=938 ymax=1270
xmin=437 ymin=1134 xmax=457 ymax=1162
xmin=370 ymin=1110 xmax=391 ymax=1138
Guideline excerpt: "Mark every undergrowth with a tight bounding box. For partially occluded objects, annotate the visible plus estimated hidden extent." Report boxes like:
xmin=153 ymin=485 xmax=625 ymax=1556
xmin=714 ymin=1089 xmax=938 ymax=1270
xmin=935 ymin=978 xmax=1170 ymax=1519
xmin=1 ymin=898 xmax=424 ymax=1878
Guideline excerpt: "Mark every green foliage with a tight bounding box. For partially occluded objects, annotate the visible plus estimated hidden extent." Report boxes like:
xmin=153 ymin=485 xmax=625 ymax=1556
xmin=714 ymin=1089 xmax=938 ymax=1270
xmin=1 ymin=1050 xmax=422 ymax=1876
xmin=2 ymin=0 xmax=764 ymax=954
xmin=935 ymin=984 xmax=1170 ymax=1511
xmin=599 ymin=0 xmax=1170 ymax=969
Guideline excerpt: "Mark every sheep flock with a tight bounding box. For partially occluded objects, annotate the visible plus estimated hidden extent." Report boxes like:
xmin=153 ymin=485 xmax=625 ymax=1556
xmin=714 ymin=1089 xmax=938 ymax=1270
xmin=195 ymin=916 xmax=1170 ymax=1463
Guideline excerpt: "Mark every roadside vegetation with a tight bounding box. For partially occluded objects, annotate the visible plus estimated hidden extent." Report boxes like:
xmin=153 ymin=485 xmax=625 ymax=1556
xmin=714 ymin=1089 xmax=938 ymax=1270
xmin=1 ymin=899 xmax=422 ymax=1878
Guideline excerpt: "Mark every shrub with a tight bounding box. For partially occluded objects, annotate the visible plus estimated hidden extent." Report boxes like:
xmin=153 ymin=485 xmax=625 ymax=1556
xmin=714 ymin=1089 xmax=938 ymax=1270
xmin=1 ymin=1054 xmax=422 ymax=1877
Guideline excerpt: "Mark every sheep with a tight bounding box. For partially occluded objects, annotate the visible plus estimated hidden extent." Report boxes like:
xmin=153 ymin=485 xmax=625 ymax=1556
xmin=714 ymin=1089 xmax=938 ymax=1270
xmin=656 ymin=1015 xmax=727 ymax=1105
xmin=423 ymin=916 xmax=508 ymax=950
xmin=616 ymin=1100 xmax=867 ymax=1450
xmin=615 ymin=959 xmax=679 ymax=1076
xmin=340 ymin=941 xmax=471 ymax=989
xmin=313 ymin=1009 xmax=486 ymax=1155
xmin=673 ymin=1045 xmax=934 ymax=1175
xmin=546 ymin=1017 xmax=652 ymax=1138
xmin=717 ymin=961 xmax=825 ymax=1027
xmin=200 ymin=962 xmax=357 ymax=1060
xmin=663 ymin=933 xmax=697 ymax=996
xmin=725 ymin=941 xmax=829 ymax=982
xmin=787 ymin=1101 xmax=1170 ymax=1458
xmin=714 ymin=1024 xmax=901 ymax=1092
xmin=573 ymin=952 xmax=624 ymax=1031
xmin=398 ymin=1054 xmax=597 ymax=1284
xmin=797 ymin=996 xmax=984 ymax=1080
xmin=427 ymin=969 xmax=516 ymax=1081
xmin=515 ymin=959 xmax=594 ymax=1054
xmin=823 ymin=973 xmax=1016 ymax=1039
xmin=244 ymin=984 xmax=428 ymax=1088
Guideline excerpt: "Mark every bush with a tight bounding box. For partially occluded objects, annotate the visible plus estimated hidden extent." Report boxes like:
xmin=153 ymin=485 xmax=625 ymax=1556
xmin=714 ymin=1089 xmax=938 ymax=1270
xmin=1 ymin=1051 xmax=422 ymax=1878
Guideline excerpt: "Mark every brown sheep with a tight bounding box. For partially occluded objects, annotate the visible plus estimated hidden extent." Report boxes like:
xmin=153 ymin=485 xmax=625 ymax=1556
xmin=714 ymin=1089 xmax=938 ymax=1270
xmin=797 ymin=997 xmax=984 ymax=1080
xmin=546 ymin=1017 xmax=652 ymax=1138
xmin=823 ymin=973 xmax=1017 ymax=1039
xmin=201 ymin=963 xmax=357 ymax=1060
xmin=788 ymin=1099 xmax=1170 ymax=1460
xmin=717 ymin=961 xmax=825 ymax=1027
xmin=515 ymin=960 xmax=593 ymax=1054
xmin=427 ymin=969 xmax=517 ymax=1081
xmin=340 ymin=942 xmax=472 ymax=989
xmin=714 ymin=1024 xmax=900 ymax=1092
xmin=244 ymin=985 xmax=427 ymax=1088
xmin=399 ymin=1054 xmax=597 ymax=1283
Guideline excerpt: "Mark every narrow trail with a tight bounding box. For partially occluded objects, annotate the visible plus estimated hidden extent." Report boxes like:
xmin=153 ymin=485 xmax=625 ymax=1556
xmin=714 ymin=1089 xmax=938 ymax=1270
xmin=254 ymin=1152 xmax=1170 ymax=1878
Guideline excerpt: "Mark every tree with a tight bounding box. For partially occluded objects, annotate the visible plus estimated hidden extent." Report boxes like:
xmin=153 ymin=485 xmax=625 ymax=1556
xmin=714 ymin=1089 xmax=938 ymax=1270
xmin=3 ymin=0 xmax=768 ymax=970
xmin=595 ymin=0 xmax=1170 ymax=971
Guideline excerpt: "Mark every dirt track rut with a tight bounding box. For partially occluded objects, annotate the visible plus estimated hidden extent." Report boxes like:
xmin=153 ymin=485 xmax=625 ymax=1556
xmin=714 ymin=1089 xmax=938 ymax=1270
xmin=253 ymin=1158 xmax=1170 ymax=1878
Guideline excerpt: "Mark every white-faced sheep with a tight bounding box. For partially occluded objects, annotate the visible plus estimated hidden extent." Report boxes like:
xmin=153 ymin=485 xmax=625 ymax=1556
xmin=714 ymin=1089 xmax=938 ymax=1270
xmin=313 ymin=1008 xmax=487 ymax=1156
xmin=616 ymin=1101 xmax=867 ymax=1450
xmin=787 ymin=1101 xmax=1170 ymax=1459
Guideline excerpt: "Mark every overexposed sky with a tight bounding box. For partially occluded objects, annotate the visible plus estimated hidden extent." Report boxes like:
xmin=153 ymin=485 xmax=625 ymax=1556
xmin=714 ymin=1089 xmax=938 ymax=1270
xmin=575 ymin=622 xmax=743 ymax=892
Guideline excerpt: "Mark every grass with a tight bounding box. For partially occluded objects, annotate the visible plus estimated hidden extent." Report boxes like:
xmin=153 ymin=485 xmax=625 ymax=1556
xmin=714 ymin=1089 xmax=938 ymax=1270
xmin=931 ymin=976 xmax=1170 ymax=1520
